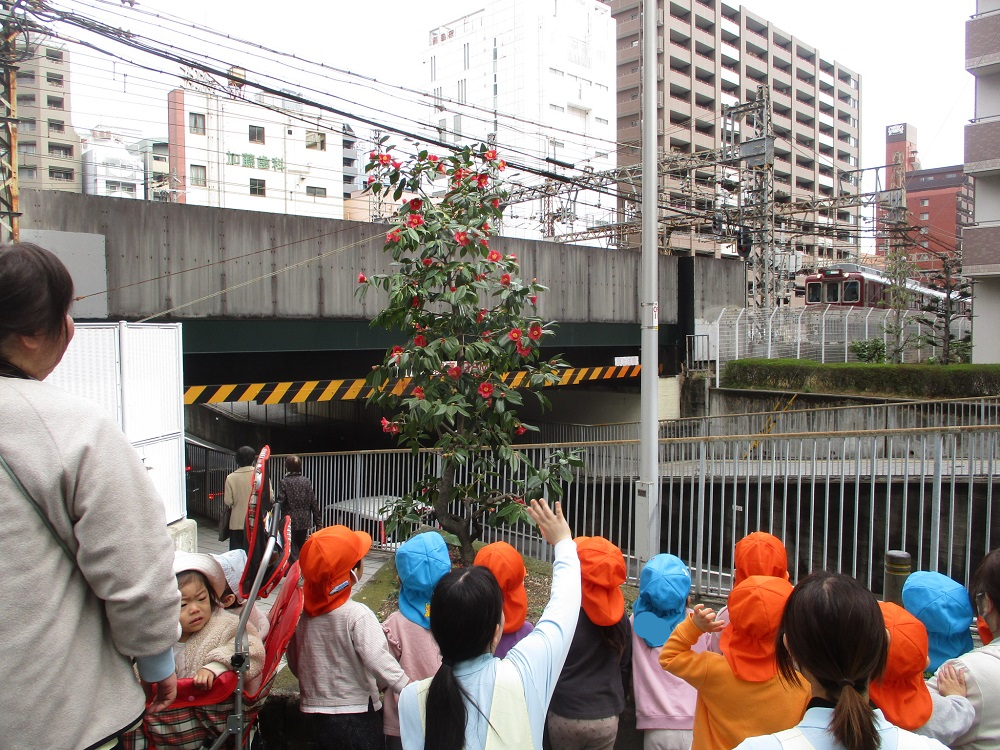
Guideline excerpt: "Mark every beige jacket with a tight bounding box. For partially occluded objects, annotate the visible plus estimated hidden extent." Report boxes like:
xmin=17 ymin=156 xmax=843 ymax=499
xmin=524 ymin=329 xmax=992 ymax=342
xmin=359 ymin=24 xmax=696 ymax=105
xmin=175 ymin=607 xmax=265 ymax=693
xmin=224 ymin=465 xmax=254 ymax=530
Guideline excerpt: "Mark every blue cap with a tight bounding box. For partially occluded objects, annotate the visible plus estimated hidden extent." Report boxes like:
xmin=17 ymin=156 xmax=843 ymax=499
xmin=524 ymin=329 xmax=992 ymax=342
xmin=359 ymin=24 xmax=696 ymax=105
xmin=633 ymin=554 xmax=692 ymax=648
xmin=395 ymin=532 xmax=452 ymax=629
xmin=902 ymin=571 xmax=975 ymax=671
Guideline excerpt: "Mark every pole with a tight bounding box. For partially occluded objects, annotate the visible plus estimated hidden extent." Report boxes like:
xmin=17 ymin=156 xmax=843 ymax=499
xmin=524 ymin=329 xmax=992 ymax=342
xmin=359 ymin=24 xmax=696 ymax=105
xmin=635 ymin=0 xmax=660 ymax=570
xmin=0 ymin=2 xmax=21 ymax=242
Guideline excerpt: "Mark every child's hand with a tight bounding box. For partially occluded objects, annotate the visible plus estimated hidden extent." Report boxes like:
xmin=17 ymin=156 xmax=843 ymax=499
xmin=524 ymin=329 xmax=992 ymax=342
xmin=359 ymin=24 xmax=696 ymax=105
xmin=526 ymin=499 xmax=572 ymax=546
xmin=194 ymin=668 xmax=216 ymax=691
xmin=692 ymin=603 xmax=725 ymax=633
xmin=936 ymin=663 xmax=967 ymax=697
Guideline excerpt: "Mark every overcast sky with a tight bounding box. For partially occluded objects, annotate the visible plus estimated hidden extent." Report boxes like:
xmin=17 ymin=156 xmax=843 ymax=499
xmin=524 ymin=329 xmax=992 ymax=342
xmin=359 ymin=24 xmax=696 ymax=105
xmin=61 ymin=0 xmax=973 ymax=172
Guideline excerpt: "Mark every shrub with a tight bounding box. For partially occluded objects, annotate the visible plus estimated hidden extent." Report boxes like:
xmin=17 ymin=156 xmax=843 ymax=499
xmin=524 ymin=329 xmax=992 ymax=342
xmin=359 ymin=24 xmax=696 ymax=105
xmin=849 ymin=339 xmax=886 ymax=364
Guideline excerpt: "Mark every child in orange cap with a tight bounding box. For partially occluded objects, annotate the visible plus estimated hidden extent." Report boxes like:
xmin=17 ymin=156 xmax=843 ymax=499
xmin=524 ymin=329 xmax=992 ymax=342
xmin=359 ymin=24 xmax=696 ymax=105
xmin=661 ymin=575 xmax=810 ymax=750
xmin=709 ymin=531 xmax=789 ymax=654
xmin=288 ymin=525 xmax=408 ymax=750
xmin=547 ymin=536 xmax=632 ymax=750
xmin=474 ymin=541 xmax=534 ymax=658
xmin=870 ymin=602 xmax=973 ymax=743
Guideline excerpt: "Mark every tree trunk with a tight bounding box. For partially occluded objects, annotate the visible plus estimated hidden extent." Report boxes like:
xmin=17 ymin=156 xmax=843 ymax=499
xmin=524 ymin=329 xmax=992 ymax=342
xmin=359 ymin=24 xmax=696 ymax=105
xmin=433 ymin=460 xmax=477 ymax=565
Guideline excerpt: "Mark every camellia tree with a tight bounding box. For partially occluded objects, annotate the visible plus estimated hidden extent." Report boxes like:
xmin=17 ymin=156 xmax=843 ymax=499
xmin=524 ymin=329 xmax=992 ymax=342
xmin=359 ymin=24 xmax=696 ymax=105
xmin=356 ymin=140 xmax=583 ymax=564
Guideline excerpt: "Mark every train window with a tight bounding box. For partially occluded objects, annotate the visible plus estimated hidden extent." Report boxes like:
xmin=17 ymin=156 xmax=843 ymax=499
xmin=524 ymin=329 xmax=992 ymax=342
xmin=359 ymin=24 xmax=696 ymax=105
xmin=843 ymin=280 xmax=860 ymax=303
xmin=824 ymin=281 xmax=840 ymax=303
xmin=807 ymin=282 xmax=821 ymax=303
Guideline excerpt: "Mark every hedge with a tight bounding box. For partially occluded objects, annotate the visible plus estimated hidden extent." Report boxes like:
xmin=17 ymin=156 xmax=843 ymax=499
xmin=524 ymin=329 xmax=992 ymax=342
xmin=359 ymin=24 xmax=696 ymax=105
xmin=720 ymin=359 xmax=1000 ymax=399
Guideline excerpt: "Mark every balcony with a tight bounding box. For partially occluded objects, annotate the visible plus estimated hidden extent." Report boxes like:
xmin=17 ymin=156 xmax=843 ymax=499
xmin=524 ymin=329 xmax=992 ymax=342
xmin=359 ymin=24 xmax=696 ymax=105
xmin=962 ymin=224 xmax=1000 ymax=274
xmin=967 ymin=11 xmax=1000 ymax=74
xmin=965 ymin=117 xmax=1000 ymax=175
xmin=617 ymin=17 xmax=640 ymax=39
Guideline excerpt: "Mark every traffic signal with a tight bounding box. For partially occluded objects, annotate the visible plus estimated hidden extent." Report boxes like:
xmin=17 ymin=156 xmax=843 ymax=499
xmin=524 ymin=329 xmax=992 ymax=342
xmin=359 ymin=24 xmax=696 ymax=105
xmin=737 ymin=228 xmax=752 ymax=259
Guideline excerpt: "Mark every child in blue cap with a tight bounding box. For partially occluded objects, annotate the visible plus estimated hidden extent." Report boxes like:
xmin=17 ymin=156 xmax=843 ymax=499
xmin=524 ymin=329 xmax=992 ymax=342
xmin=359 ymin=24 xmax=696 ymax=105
xmin=631 ymin=554 xmax=710 ymax=750
xmin=902 ymin=571 xmax=975 ymax=672
xmin=381 ymin=532 xmax=452 ymax=750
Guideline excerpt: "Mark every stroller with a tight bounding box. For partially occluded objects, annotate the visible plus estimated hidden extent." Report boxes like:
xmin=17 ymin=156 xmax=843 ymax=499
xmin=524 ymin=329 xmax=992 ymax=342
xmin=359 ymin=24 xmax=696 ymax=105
xmin=128 ymin=447 xmax=300 ymax=749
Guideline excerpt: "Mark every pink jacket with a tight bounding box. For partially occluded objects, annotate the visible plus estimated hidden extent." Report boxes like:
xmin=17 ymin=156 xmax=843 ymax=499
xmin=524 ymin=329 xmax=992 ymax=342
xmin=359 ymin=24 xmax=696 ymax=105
xmin=381 ymin=610 xmax=443 ymax=736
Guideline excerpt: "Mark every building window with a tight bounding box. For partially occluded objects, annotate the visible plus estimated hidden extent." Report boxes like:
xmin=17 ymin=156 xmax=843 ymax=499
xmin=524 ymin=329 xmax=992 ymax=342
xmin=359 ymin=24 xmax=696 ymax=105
xmin=550 ymin=104 xmax=564 ymax=112
xmin=919 ymin=226 xmax=929 ymax=235
xmin=17 ymin=141 xmax=36 ymax=155
xmin=48 ymin=166 xmax=73 ymax=181
xmin=106 ymin=181 xmax=136 ymax=197
xmin=306 ymin=185 xmax=327 ymax=198
xmin=19 ymin=117 xmax=35 ymax=132
xmin=189 ymin=112 xmax=206 ymax=135
xmin=45 ymin=48 xmax=64 ymax=62
xmin=15 ymin=71 xmax=34 ymax=83
xmin=306 ymin=131 xmax=326 ymax=150
xmin=596 ymin=117 xmax=609 ymax=125
xmin=19 ymin=166 xmax=36 ymax=179
xmin=46 ymin=72 xmax=64 ymax=87
xmin=46 ymin=119 xmax=65 ymax=134
xmin=433 ymin=87 xmax=444 ymax=111
xmin=46 ymin=96 xmax=64 ymax=110
xmin=920 ymin=198 xmax=929 ymax=207
xmin=463 ymin=42 xmax=470 ymax=70
xmin=190 ymin=164 xmax=207 ymax=187
xmin=249 ymin=125 xmax=265 ymax=144
xmin=250 ymin=178 xmax=266 ymax=196
xmin=48 ymin=143 xmax=73 ymax=158
xmin=458 ymin=79 xmax=467 ymax=104
xmin=919 ymin=212 xmax=929 ymax=220
xmin=16 ymin=94 xmax=35 ymax=105
xmin=430 ymin=56 xmax=436 ymax=82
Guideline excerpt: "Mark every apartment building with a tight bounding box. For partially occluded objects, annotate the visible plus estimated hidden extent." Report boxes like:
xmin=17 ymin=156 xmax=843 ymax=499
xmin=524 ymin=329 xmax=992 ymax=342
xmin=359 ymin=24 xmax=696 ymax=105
xmin=425 ymin=0 xmax=618 ymax=242
xmin=82 ymin=128 xmax=144 ymax=199
xmin=128 ymin=137 xmax=171 ymax=201
xmin=963 ymin=1 xmax=1000 ymax=363
xmin=15 ymin=41 xmax=84 ymax=192
xmin=610 ymin=0 xmax=862 ymax=266
xmin=166 ymin=86 xmax=346 ymax=219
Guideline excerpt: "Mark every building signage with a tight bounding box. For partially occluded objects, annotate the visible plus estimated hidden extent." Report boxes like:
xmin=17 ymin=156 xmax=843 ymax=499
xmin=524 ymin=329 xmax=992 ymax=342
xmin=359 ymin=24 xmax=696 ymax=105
xmin=225 ymin=152 xmax=286 ymax=171
xmin=886 ymin=124 xmax=905 ymax=136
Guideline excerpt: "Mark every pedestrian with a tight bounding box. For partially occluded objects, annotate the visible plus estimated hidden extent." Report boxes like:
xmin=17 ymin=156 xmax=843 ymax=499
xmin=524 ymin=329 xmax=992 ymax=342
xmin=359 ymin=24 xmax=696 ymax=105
xmin=734 ymin=571 xmax=946 ymax=750
xmin=397 ymin=498 xmax=579 ymax=750
xmin=902 ymin=570 xmax=975 ymax=672
xmin=224 ymin=445 xmax=256 ymax=552
xmin=474 ymin=540 xmax=534 ymax=657
xmin=661 ymin=576 xmax=810 ymax=750
xmin=547 ymin=535 xmax=632 ymax=750
xmin=0 ymin=242 xmax=181 ymax=748
xmin=276 ymin=454 xmax=321 ymax=561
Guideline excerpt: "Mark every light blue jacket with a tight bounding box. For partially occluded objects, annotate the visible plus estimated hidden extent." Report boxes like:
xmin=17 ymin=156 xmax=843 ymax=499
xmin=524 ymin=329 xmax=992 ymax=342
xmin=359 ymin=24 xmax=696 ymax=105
xmin=735 ymin=707 xmax=948 ymax=750
xmin=398 ymin=538 xmax=581 ymax=749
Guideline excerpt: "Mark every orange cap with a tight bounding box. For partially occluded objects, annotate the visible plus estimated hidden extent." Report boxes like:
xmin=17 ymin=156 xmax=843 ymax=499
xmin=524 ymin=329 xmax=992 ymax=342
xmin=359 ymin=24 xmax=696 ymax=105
xmin=870 ymin=602 xmax=933 ymax=731
xmin=721 ymin=575 xmax=793 ymax=682
xmin=475 ymin=542 xmax=528 ymax=633
xmin=576 ymin=536 xmax=626 ymax=627
xmin=299 ymin=525 xmax=372 ymax=617
xmin=734 ymin=532 xmax=789 ymax=586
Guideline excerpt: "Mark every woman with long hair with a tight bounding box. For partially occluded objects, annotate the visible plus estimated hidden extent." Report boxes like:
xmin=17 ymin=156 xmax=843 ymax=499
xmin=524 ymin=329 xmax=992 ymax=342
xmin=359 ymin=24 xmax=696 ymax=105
xmin=397 ymin=498 xmax=579 ymax=750
xmin=736 ymin=571 xmax=946 ymax=750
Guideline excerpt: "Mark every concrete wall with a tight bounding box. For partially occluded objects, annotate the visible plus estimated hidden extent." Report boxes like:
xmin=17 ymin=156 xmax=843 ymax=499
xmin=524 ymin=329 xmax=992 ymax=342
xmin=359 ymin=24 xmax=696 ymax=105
xmin=20 ymin=189 xmax=747 ymax=325
xmin=973 ymin=277 xmax=1000 ymax=363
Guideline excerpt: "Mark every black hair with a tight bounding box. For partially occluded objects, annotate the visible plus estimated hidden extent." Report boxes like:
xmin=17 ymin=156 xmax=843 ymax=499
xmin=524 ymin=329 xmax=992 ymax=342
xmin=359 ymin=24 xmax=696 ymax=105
xmin=0 ymin=243 xmax=74 ymax=352
xmin=177 ymin=570 xmax=221 ymax=609
xmin=425 ymin=566 xmax=504 ymax=750
xmin=285 ymin=455 xmax=301 ymax=473
xmin=971 ymin=548 xmax=1000 ymax=616
xmin=777 ymin=571 xmax=887 ymax=750
xmin=597 ymin=616 xmax=631 ymax=657
xmin=236 ymin=446 xmax=256 ymax=467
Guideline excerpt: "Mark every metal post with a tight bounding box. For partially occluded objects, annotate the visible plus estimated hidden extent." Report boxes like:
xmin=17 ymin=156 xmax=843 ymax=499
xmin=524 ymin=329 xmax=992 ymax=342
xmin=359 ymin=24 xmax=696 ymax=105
xmin=929 ymin=433 xmax=943 ymax=571
xmin=821 ymin=305 xmax=829 ymax=364
xmin=635 ymin=0 xmax=661 ymax=567
xmin=796 ymin=308 xmax=805 ymax=359
xmin=844 ymin=307 xmax=852 ymax=363
xmin=715 ymin=307 xmax=725 ymax=388
xmin=883 ymin=550 xmax=912 ymax=605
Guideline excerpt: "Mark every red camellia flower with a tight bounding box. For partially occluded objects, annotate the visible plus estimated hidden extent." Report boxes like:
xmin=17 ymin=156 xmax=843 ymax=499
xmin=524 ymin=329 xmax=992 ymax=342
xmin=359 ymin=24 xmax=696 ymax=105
xmin=437 ymin=163 xmax=447 ymax=174
xmin=478 ymin=382 xmax=494 ymax=399
xmin=508 ymin=328 xmax=522 ymax=342
xmin=392 ymin=160 xmax=402 ymax=170
xmin=515 ymin=425 xmax=527 ymax=436
xmin=409 ymin=198 xmax=423 ymax=211
xmin=453 ymin=168 xmax=468 ymax=181
xmin=357 ymin=272 xmax=367 ymax=283
xmin=366 ymin=175 xmax=376 ymax=184
xmin=454 ymin=231 xmax=471 ymax=247
xmin=427 ymin=154 xmax=439 ymax=162
xmin=528 ymin=323 xmax=543 ymax=341
xmin=500 ymin=273 xmax=511 ymax=286
xmin=480 ymin=239 xmax=489 ymax=247
xmin=447 ymin=365 xmax=462 ymax=379
xmin=498 ymin=160 xmax=507 ymax=171
xmin=407 ymin=213 xmax=425 ymax=228
xmin=516 ymin=342 xmax=532 ymax=357
xmin=492 ymin=198 xmax=501 ymax=209
xmin=484 ymin=149 xmax=498 ymax=160
xmin=422 ymin=257 xmax=433 ymax=266
xmin=477 ymin=309 xmax=488 ymax=323
xmin=389 ymin=345 xmax=403 ymax=362
xmin=413 ymin=386 xmax=425 ymax=400
xmin=507 ymin=253 xmax=517 ymax=261
xmin=450 ymin=286 xmax=457 ymax=292
xmin=529 ymin=295 xmax=538 ymax=305
xmin=476 ymin=174 xmax=490 ymax=189
xmin=414 ymin=334 xmax=427 ymax=347
xmin=487 ymin=249 xmax=502 ymax=262
xmin=411 ymin=297 xmax=421 ymax=308
xmin=381 ymin=417 xmax=391 ymax=432
xmin=378 ymin=153 xmax=392 ymax=165
xmin=482 ymin=221 xmax=490 ymax=231
xmin=481 ymin=330 xmax=492 ymax=341
xmin=369 ymin=150 xmax=378 ymax=160
xmin=386 ymin=229 xmax=401 ymax=243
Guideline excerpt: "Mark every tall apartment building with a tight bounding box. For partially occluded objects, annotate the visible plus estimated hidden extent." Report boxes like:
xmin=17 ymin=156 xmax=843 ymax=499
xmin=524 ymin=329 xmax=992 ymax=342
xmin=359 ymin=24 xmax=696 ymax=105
xmin=166 ymin=86 xmax=346 ymax=219
xmin=963 ymin=1 xmax=1000 ymax=363
xmin=15 ymin=41 xmax=84 ymax=192
xmin=82 ymin=127 xmax=144 ymax=199
xmin=425 ymin=0 xmax=618 ymax=242
xmin=610 ymin=0 xmax=862 ymax=266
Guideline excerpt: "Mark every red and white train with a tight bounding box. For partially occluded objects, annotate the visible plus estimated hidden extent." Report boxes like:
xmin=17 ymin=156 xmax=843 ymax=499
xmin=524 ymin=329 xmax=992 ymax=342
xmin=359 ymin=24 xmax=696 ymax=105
xmin=803 ymin=264 xmax=966 ymax=311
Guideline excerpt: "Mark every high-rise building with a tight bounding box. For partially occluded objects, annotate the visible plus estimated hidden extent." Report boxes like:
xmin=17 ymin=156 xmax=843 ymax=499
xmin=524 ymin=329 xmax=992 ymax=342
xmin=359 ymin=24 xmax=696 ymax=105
xmin=610 ymin=0 xmax=862 ymax=266
xmin=166 ymin=86 xmax=346 ymax=219
xmin=876 ymin=124 xmax=974 ymax=276
xmin=15 ymin=40 xmax=84 ymax=192
xmin=963 ymin=1 xmax=1000 ymax=363
xmin=82 ymin=127 xmax=144 ymax=199
xmin=424 ymin=0 xmax=618 ymax=242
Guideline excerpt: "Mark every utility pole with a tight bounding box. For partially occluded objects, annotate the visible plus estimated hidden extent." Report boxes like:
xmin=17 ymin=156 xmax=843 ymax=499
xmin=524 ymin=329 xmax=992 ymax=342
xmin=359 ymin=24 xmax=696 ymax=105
xmin=0 ymin=2 xmax=21 ymax=243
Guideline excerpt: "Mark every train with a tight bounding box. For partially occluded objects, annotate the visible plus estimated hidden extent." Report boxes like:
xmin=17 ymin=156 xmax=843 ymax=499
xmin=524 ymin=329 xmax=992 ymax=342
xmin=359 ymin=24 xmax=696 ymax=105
xmin=803 ymin=263 xmax=967 ymax=311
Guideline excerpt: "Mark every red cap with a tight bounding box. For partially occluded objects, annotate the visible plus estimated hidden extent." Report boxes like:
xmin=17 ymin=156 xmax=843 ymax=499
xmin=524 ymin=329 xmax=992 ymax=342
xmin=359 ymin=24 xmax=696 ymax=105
xmin=475 ymin=542 xmax=528 ymax=633
xmin=721 ymin=575 xmax=793 ymax=682
xmin=734 ymin=532 xmax=789 ymax=586
xmin=299 ymin=526 xmax=372 ymax=617
xmin=576 ymin=536 xmax=626 ymax=627
xmin=870 ymin=602 xmax=933 ymax=731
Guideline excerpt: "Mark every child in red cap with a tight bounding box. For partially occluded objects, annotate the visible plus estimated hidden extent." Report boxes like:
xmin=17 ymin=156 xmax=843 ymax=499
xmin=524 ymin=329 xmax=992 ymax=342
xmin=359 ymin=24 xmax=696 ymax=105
xmin=474 ymin=541 xmax=534 ymax=658
xmin=288 ymin=525 xmax=408 ymax=750
xmin=661 ymin=575 xmax=810 ymax=750
xmin=547 ymin=536 xmax=632 ymax=750
xmin=870 ymin=602 xmax=973 ymax=743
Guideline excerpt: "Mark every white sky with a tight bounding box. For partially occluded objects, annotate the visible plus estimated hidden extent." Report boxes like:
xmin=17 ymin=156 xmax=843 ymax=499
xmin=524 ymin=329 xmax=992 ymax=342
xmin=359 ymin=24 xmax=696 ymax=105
xmin=60 ymin=0 xmax=974 ymax=173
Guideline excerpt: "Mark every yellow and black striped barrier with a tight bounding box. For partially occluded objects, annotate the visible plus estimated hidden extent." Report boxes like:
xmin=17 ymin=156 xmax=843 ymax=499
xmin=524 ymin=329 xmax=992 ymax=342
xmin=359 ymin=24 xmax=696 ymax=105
xmin=184 ymin=364 xmax=642 ymax=405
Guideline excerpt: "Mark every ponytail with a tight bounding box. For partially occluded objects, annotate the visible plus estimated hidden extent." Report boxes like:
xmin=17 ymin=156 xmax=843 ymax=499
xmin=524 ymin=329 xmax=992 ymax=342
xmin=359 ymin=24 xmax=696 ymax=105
xmin=425 ymin=662 xmax=468 ymax=750
xmin=597 ymin=616 xmax=630 ymax=657
xmin=828 ymin=679 xmax=879 ymax=750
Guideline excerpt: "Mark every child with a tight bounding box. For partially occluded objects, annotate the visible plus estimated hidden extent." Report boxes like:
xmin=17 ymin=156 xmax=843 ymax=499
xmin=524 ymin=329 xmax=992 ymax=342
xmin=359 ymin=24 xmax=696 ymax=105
xmin=212 ymin=549 xmax=270 ymax=641
xmin=474 ymin=541 xmax=534 ymax=657
xmin=870 ymin=602 xmax=974 ymax=743
xmin=381 ymin=532 xmax=452 ymax=750
xmin=661 ymin=575 xmax=810 ymax=750
xmin=631 ymin=554 xmax=708 ymax=750
xmin=548 ymin=536 xmax=632 ymax=750
xmin=173 ymin=552 xmax=265 ymax=692
xmin=288 ymin=525 xmax=408 ymax=750
xmin=709 ymin=531 xmax=788 ymax=654
xmin=902 ymin=570 xmax=975 ymax=672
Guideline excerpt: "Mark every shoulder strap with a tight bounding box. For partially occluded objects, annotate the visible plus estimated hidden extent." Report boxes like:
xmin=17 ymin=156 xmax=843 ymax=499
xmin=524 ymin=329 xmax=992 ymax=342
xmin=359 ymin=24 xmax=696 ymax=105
xmin=0 ymin=453 xmax=75 ymax=562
